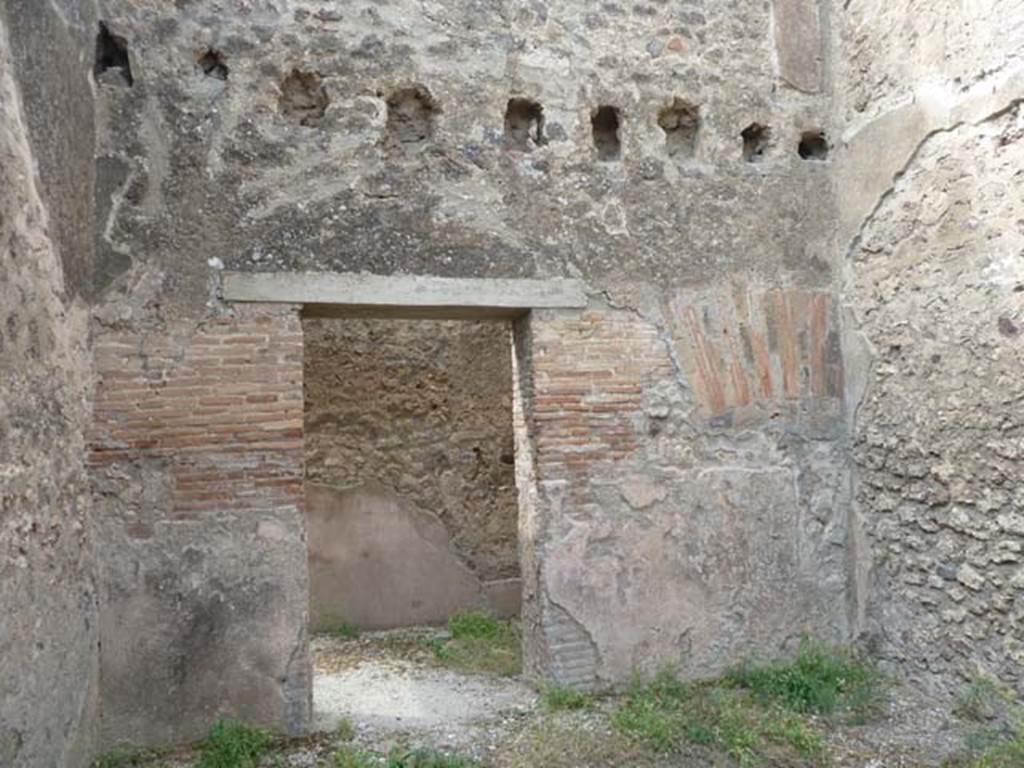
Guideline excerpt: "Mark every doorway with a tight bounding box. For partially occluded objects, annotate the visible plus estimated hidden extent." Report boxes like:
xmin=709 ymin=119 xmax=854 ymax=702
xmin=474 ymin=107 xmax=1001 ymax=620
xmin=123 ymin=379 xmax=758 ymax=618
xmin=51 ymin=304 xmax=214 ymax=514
xmin=302 ymin=315 xmax=521 ymax=630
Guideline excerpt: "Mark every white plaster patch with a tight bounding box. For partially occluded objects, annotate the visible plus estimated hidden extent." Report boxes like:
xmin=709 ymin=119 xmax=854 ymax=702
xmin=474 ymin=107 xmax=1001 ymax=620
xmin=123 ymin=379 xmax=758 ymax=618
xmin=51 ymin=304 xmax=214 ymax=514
xmin=619 ymin=475 xmax=667 ymax=510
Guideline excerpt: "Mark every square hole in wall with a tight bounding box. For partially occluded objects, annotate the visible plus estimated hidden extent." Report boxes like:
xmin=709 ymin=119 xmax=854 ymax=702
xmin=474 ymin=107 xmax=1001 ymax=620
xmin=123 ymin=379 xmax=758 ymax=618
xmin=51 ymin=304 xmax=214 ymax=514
xmin=592 ymin=105 xmax=622 ymax=161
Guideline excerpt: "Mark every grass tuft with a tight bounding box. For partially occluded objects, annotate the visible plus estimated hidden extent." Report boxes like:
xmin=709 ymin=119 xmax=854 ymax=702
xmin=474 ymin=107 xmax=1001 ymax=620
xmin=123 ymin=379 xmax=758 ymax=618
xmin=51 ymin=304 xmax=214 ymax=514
xmin=541 ymin=684 xmax=595 ymax=712
xmin=336 ymin=716 xmax=357 ymax=742
xmin=448 ymin=612 xmax=501 ymax=641
xmin=946 ymin=683 xmax=1024 ymax=768
xmin=613 ymin=668 xmax=826 ymax=767
xmin=334 ymin=745 xmax=379 ymax=768
xmin=725 ymin=638 xmax=883 ymax=720
xmin=431 ymin=612 xmax=521 ymax=677
xmin=333 ymin=746 xmax=479 ymax=768
xmin=970 ymin=729 xmax=1024 ymax=768
xmin=198 ymin=719 xmax=271 ymax=768
xmin=330 ymin=622 xmax=361 ymax=640
xmin=954 ymin=678 xmax=1011 ymax=723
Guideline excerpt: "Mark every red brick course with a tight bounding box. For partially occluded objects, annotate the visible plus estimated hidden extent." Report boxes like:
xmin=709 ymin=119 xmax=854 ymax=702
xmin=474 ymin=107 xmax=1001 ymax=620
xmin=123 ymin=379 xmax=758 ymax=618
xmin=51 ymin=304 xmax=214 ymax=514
xmin=88 ymin=306 xmax=304 ymax=517
xmin=530 ymin=309 xmax=674 ymax=490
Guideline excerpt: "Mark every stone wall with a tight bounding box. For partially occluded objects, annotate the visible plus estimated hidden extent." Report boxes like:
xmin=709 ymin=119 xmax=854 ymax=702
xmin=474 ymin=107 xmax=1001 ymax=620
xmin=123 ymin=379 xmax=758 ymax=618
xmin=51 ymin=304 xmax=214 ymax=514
xmin=522 ymin=297 xmax=850 ymax=687
xmin=835 ymin=2 xmax=1024 ymax=693
xmin=88 ymin=305 xmax=311 ymax=746
xmin=303 ymin=317 xmax=519 ymax=629
xmin=4 ymin=0 xmax=1024 ymax=759
xmin=0 ymin=3 xmax=99 ymax=767
xmin=85 ymin=0 xmax=851 ymax=732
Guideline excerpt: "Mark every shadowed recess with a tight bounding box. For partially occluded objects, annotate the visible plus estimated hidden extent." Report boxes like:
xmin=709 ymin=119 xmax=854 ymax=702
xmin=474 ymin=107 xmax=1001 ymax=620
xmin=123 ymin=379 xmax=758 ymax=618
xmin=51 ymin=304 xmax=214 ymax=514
xmin=280 ymin=69 xmax=329 ymax=125
xmin=741 ymin=122 xmax=771 ymax=162
xmin=504 ymin=98 xmax=546 ymax=151
xmin=658 ymin=98 xmax=700 ymax=158
xmin=385 ymin=85 xmax=440 ymax=145
xmin=591 ymin=105 xmax=621 ymax=161
xmin=94 ymin=22 xmax=133 ymax=86
xmin=798 ymin=130 xmax=829 ymax=160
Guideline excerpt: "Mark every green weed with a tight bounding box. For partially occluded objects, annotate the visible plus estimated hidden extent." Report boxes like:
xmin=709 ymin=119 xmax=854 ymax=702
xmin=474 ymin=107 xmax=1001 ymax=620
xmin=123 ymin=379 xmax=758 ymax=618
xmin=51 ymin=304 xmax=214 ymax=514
xmin=333 ymin=745 xmax=381 ymax=768
xmin=333 ymin=744 xmax=478 ymax=768
xmin=541 ymin=684 xmax=595 ymax=712
xmin=612 ymin=669 xmax=826 ymax=767
xmin=954 ymin=678 xmax=1012 ymax=723
xmin=448 ymin=612 xmax=502 ymax=641
xmin=198 ymin=719 xmax=271 ymax=768
xmin=431 ymin=612 xmax=521 ymax=677
xmin=948 ymin=699 xmax=1024 ymax=768
xmin=725 ymin=638 xmax=883 ymax=720
xmin=970 ymin=730 xmax=1024 ymax=768
xmin=331 ymin=622 xmax=360 ymax=640
xmin=336 ymin=717 xmax=356 ymax=742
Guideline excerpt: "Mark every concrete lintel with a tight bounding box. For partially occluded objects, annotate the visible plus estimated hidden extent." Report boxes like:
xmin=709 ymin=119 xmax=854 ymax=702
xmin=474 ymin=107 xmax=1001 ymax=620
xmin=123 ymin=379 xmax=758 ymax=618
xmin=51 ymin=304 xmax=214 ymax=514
xmin=222 ymin=271 xmax=588 ymax=318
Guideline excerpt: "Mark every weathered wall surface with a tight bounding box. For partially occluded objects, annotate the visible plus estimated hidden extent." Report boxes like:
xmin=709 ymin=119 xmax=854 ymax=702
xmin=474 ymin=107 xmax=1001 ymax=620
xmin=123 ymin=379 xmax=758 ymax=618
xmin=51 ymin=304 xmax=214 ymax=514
xmin=304 ymin=318 xmax=517 ymax=580
xmin=88 ymin=305 xmax=311 ymax=746
xmin=91 ymin=0 xmax=836 ymax=307
xmin=303 ymin=317 xmax=518 ymax=629
xmin=523 ymin=296 xmax=850 ymax=687
xmin=0 ymin=3 xmax=99 ymax=767
xmin=306 ymin=483 xmax=519 ymax=629
xmin=835 ymin=2 xmax=1024 ymax=693
xmin=90 ymin=0 xmax=850 ymax=731
xmin=90 ymin=0 xmax=851 ymax=705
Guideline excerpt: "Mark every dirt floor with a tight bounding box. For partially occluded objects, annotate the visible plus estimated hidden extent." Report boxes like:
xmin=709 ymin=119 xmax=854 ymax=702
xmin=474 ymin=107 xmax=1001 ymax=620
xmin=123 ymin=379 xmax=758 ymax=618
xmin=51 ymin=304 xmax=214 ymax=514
xmin=309 ymin=630 xmax=969 ymax=767
xmin=114 ymin=629 xmax=1012 ymax=768
xmin=311 ymin=631 xmax=536 ymax=742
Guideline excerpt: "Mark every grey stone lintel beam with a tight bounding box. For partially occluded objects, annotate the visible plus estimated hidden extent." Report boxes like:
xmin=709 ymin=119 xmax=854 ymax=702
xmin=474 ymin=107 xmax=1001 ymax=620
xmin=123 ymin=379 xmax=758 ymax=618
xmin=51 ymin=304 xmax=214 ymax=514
xmin=222 ymin=271 xmax=588 ymax=319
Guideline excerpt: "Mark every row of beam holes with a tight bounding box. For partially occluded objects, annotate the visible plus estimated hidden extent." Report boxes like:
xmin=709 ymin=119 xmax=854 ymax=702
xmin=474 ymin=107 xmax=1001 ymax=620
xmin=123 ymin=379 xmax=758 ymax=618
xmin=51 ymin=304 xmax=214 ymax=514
xmin=93 ymin=23 xmax=829 ymax=162
xmin=592 ymin=103 xmax=828 ymax=162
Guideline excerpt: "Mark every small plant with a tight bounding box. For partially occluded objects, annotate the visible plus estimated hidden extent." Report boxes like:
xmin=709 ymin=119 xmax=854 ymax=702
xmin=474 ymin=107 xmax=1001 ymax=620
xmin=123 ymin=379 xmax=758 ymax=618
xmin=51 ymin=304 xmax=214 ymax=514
xmin=336 ymin=716 xmax=357 ymax=742
xmin=964 ymin=713 xmax=1024 ymax=767
xmin=430 ymin=612 xmax=521 ymax=677
xmin=331 ymin=622 xmax=360 ymax=640
xmin=946 ymin=684 xmax=1024 ymax=768
xmin=955 ymin=678 xmax=1011 ymax=723
xmin=725 ymin=638 xmax=883 ymax=720
xmin=334 ymin=745 xmax=382 ymax=768
xmin=612 ymin=669 xmax=826 ymax=767
xmin=541 ymin=683 xmax=595 ymax=712
xmin=448 ymin=612 xmax=501 ymax=641
xmin=198 ymin=719 xmax=271 ymax=768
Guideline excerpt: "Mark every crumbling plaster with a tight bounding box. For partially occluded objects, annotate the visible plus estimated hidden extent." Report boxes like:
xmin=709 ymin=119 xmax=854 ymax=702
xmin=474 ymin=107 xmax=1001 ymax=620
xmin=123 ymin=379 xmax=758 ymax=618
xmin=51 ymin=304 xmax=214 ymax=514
xmin=4 ymin=0 xmax=1022 ymax=762
xmin=0 ymin=2 xmax=99 ymax=767
xmin=834 ymin=2 xmax=1024 ymax=693
xmin=85 ymin=0 xmax=849 ymax=740
xmin=303 ymin=316 xmax=520 ymax=627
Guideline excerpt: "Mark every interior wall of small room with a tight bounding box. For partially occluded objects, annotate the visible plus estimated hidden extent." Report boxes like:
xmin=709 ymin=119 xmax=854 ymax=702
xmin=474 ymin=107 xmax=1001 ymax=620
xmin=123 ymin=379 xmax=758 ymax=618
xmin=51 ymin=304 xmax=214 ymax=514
xmin=302 ymin=316 xmax=520 ymax=630
xmin=0 ymin=2 xmax=100 ymax=767
xmin=87 ymin=0 xmax=852 ymax=747
xmin=834 ymin=0 xmax=1024 ymax=696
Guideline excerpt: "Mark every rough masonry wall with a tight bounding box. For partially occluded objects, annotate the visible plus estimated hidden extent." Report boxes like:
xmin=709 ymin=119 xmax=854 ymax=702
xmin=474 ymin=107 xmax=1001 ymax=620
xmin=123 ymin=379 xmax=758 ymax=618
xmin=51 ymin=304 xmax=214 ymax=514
xmin=523 ymin=295 xmax=850 ymax=688
xmin=835 ymin=2 xmax=1024 ymax=693
xmin=304 ymin=318 xmax=517 ymax=580
xmin=0 ymin=3 xmax=99 ymax=767
xmin=303 ymin=317 xmax=519 ymax=628
xmin=90 ymin=0 xmax=851 ymax=725
xmin=91 ymin=0 xmax=835 ymax=303
xmin=88 ymin=305 xmax=311 ymax=747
